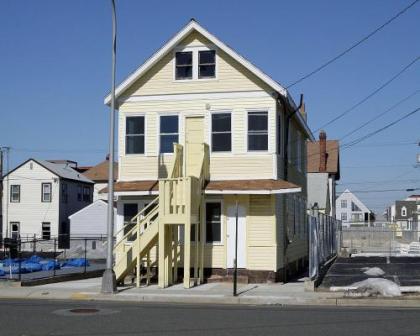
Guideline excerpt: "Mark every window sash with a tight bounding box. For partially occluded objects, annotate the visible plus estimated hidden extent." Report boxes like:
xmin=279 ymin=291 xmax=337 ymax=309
xmin=160 ymin=116 xmax=179 ymax=153
xmin=175 ymin=52 xmax=193 ymax=80
xmin=248 ymin=112 xmax=268 ymax=151
xmin=42 ymin=222 xmax=51 ymax=240
xmin=206 ymin=202 xmax=222 ymax=243
xmin=83 ymin=186 xmax=91 ymax=202
xmin=198 ymin=50 xmax=216 ymax=79
xmin=42 ymin=183 xmax=52 ymax=202
xmin=126 ymin=116 xmax=145 ymax=154
xmin=211 ymin=113 xmax=231 ymax=152
xmin=10 ymin=185 xmax=20 ymax=202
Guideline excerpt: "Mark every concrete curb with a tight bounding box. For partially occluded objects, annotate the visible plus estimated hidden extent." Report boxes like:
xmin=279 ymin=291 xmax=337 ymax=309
xmin=62 ymin=291 xmax=420 ymax=308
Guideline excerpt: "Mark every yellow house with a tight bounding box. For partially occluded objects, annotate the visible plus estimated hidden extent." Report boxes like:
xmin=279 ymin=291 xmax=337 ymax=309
xmin=102 ymin=20 xmax=314 ymax=288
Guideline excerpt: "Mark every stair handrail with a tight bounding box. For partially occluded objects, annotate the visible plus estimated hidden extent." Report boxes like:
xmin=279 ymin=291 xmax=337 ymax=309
xmin=114 ymin=204 xmax=159 ymax=250
xmin=114 ymin=196 xmax=159 ymax=238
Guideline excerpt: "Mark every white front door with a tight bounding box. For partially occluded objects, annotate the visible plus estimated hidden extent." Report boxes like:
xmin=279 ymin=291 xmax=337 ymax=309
xmin=227 ymin=204 xmax=246 ymax=268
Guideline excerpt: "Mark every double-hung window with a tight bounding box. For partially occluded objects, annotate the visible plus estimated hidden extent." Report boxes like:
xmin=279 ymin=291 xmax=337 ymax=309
xmin=83 ymin=186 xmax=91 ymax=202
xmin=211 ymin=113 xmax=231 ymax=152
xmin=160 ymin=115 xmax=179 ymax=154
xmin=248 ymin=111 xmax=268 ymax=151
xmin=41 ymin=183 xmax=52 ymax=202
xmin=198 ymin=50 xmax=216 ymax=79
xmin=206 ymin=202 xmax=222 ymax=243
xmin=42 ymin=222 xmax=51 ymax=240
xmin=126 ymin=116 xmax=145 ymax=154
xmin=10 ymin=185 xmax=20 ymax=203
xmin=175 ymin=51 xmax=193 ymax=80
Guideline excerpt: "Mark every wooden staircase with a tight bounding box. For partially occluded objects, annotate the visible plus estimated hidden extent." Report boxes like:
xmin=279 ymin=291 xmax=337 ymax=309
xmin=113 ymin=143 xmax=209 ymax=288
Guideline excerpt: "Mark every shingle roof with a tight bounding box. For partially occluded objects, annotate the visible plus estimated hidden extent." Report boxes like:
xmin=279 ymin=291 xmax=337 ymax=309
xmin=307 ymin=140 xmax=340 ymax=178
xmin=83 ymin=160 xmax=118 ymax=182
xmin=35 ymin=159 xmax=93 ymax=183
xmin=100 ymin=179 xmax=301 ymax=195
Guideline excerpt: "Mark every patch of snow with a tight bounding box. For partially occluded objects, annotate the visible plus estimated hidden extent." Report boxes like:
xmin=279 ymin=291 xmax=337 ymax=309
xmin=361 ymin=267 xmax=385 ymax=276
xmin=346 ymin=278 xmax=401 ymax=297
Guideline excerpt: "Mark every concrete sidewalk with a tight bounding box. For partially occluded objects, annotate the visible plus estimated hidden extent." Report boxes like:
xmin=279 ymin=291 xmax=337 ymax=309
xmin=1 ymin=277 xmax=420 ymax=307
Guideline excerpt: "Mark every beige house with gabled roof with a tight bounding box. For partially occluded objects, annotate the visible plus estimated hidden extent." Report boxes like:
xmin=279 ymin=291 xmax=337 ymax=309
xmin=101 ymin=19 xmax=314 ymax=288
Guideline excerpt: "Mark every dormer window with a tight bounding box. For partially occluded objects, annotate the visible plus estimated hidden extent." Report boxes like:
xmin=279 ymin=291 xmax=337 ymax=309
xmin=175 ymin=52 xmax=193 ymax=80
xmin=175 ymin=48 xmax=216 ymax=80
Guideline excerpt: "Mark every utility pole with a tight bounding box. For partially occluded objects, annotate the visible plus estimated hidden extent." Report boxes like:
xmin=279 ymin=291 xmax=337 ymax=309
xmin=233 ymin=196 xmax=238 ymax=297
xmin=101 ymin=0 xmax=117 ymax=294
xmin=1 ymin=147 xmax=10 ymax=239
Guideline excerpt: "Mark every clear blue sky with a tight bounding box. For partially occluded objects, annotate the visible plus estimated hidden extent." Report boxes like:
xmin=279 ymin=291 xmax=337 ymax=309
xmin=1 ymin=0 xmax=419 ymax=214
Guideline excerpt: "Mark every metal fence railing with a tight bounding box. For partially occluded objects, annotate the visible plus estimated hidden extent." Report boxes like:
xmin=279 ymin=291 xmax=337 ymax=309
xmin=308 ymin=212 xmax=341 ymax=280
xmin=341 ymin=224 xmax=420 ymax=256
xmin=0 ymin=235 xmax=108 ymax=282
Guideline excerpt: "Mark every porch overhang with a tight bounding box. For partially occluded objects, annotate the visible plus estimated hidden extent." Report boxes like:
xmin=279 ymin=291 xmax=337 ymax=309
xmin=99 ymin=180 xmax=159 ymax=196
xmin=100 ymin=179 xmax=302 ymax=196
xmin=204 ymin=179 xmax=302 ymax=195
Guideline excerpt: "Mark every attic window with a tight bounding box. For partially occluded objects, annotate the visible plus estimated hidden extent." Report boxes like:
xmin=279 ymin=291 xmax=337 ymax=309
xmin=175 ymin=52 xmax=193 ymax=80
xmin=198 ymin=50 xmax=215 ymax=78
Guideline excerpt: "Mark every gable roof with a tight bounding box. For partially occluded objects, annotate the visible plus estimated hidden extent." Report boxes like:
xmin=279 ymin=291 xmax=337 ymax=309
xmin=307 ymin=140 xmax=340 ymax=179
xmin=337 ymin=189 xmax=371 ymax=213
xmin=104 ymin=19 xmax=313 ymax=140
xmin=83 ymin=160 xmax=118 ymax=183
xmin=4 ymin=158 xmax=93 ymax=184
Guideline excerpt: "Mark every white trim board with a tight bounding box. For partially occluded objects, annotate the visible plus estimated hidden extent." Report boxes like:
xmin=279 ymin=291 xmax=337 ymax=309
xmin=119 ymin=90 xmax=271 ymax=104
xmin=205 ymin=187 xmax=301 ymax=195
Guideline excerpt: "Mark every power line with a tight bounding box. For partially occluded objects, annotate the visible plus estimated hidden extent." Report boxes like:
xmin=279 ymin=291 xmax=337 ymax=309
xmin=340 ymin=89 xmax=420 ymax=140
xmin=343 ymin=107 xmax=420 ymax=148
xmin=337 ymin=188 xmax=419 ymax=194
xmin=286 ymin=0 xmax=419 ymax=89
xmin=315 ymin=56 xmax=419 ymax=132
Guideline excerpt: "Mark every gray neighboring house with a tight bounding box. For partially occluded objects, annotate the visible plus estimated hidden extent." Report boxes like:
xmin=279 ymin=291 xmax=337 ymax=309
xmin=306 ymin=131 xmax=340 ymax=217
xmin=394 ymin=200 xmax=419 ymax=230
xmin=1 ymin=159 xmax=94 ymax=246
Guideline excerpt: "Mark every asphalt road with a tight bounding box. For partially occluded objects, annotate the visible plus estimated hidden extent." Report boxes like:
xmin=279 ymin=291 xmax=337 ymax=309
xmin=2 ymin=299 xmax=420 ymax=336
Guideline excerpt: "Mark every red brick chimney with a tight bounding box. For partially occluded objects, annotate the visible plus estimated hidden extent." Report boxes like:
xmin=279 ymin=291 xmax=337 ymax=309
xmin=319 ymin=130 xmax=327 ymax=172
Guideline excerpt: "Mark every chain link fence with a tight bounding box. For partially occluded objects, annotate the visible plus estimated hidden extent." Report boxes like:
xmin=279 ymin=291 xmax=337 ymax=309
xmin=0 ymin=235 xmax=108 ymax=282
xmin=341 ymin=223 xmax=420 ymax=256
xmin=308 ymin=212 xmax=341 ymax=280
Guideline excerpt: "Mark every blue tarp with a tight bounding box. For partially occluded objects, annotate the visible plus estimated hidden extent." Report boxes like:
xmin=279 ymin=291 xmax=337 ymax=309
xmin=0 ymin=256 xmax=88 ymax=275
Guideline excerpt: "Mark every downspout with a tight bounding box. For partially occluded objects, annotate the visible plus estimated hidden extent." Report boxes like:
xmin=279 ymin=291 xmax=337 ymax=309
xmin=277 ymin=93 xmax=303 ymax=282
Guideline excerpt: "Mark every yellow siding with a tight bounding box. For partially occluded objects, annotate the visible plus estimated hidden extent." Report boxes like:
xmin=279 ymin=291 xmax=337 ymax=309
xmin=247 ymin=195 xmax=276 ymax=271
xmin=118 ymin=96 xmax=276 ymax=181
xmin=124 ymin=32 xmax=273 ymax=97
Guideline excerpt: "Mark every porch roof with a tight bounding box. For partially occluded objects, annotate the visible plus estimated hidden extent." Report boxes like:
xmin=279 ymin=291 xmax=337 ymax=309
xmin=205 ymin=179 xmax=301 ymax=194
xmin=100 ymin=179 xmax=301 ymax=196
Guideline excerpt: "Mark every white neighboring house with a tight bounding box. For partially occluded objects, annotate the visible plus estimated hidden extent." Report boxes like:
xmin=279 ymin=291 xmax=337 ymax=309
xmin=336 ymin=189 xmax=373 ymax=226
xmin=1 ymin=159 xmax=94 ymax=243
xmin=82 ymin=158 xmax=118 ymax=201
xmin=68 ymin=199 xmax=116 ymax=237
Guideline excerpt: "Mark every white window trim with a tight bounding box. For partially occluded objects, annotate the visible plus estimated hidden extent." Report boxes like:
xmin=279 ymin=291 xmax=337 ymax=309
xmin=124 ymin=113 xmax=147 ymax=156
xmin=209 ymin=110 xmax=233 ymax=155
xmin=158 ymin=112 xmax=181 ymax=155
xmin=173 ymin=45 xmax=218 ymax=82
xmin=205 ymin=199 xmax=224 ymax=246
xmin=245 ymin=109 xmax=270 ymax=153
